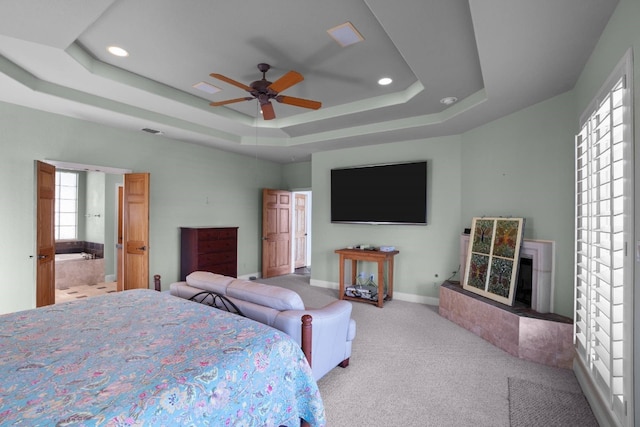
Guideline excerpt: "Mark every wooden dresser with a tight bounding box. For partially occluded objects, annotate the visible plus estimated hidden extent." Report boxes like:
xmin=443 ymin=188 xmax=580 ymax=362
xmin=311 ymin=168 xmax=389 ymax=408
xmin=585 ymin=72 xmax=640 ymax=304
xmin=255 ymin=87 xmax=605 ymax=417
xmin=180 ymin=227 xmax=238 ymax=280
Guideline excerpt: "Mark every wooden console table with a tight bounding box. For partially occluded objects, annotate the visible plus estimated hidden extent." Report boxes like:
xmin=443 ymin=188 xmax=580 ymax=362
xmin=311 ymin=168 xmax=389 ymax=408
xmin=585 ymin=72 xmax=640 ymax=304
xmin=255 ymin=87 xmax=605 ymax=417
xmin=335 ymin=248 xmax=399 ymax=307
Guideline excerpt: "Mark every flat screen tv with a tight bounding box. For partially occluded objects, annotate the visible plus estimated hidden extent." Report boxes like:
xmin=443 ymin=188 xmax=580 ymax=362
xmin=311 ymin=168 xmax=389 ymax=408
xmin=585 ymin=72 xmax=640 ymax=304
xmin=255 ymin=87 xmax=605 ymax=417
xmin=331 ymin=161 xmax=427 ymax=225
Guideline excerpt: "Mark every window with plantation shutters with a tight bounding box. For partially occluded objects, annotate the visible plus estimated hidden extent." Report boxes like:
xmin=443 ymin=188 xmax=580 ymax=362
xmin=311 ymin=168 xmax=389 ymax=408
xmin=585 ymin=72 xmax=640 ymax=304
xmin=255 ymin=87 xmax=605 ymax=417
xmin=574 ymin=52 xmax=633 ymax=426
xmin=55 ymin=171 xmax=78 ymax=240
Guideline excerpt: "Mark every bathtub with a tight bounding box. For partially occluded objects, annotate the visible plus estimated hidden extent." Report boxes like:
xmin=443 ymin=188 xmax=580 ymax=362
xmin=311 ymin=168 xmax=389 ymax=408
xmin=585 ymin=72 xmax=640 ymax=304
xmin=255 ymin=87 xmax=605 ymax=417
xmin=55 ymin=253 xmax=90 ymax=262
xmin=55 ymin=253 xmax=105 ymax=289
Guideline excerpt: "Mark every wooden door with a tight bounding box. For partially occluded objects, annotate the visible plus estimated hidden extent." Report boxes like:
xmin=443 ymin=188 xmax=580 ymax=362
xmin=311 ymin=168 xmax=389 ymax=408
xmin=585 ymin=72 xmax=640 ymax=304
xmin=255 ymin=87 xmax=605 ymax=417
xmin=262 ymin=189 xmax=292 ymax=278
xmin=116 ymin=185 xmax=124 ymax=292
xmin=36 ymin=161 xmax=56 ymax=307
xmin=294 ymin=193 xmax=307 ymax=269
xmin=123 ymin=173 xmax=150 ymax=289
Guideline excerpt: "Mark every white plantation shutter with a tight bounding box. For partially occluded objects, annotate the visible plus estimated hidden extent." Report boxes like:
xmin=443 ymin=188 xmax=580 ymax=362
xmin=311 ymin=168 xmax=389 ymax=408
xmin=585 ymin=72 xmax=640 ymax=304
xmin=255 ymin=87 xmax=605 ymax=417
xmin=574 ymin=52 xmax=632 ymax=426
xmin=55 ymin=171 xmax=79 ymax=240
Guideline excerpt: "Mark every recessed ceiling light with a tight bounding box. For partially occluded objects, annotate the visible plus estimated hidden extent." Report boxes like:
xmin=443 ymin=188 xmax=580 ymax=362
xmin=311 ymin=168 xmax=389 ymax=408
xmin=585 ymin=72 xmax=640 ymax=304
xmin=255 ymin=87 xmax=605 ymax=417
xmin=378 ymin=77 xmax=393 ymax=86
xmin=327 ymin=22 xmax=364 ymax=47
xmin=107 ymin=46 xmax=129 ymax=57
xmin=193 ymin=81 xmax=221 ymax=94
xmin=440 ymin=96 xmax=458 ymax=106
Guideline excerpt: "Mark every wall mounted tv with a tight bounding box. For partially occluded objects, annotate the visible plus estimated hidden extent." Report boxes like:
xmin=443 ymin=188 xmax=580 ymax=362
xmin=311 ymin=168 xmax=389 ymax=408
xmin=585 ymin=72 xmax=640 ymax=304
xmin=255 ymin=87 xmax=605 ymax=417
xmin=331 ymin=161 xmax=427 ymax=225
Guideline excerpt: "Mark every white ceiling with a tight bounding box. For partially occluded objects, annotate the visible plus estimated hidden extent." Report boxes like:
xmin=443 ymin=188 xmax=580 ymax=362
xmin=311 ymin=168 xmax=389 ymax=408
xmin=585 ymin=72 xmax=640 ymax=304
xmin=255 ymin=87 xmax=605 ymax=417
xmin=0 ymin=0 xmax=618 ymax=163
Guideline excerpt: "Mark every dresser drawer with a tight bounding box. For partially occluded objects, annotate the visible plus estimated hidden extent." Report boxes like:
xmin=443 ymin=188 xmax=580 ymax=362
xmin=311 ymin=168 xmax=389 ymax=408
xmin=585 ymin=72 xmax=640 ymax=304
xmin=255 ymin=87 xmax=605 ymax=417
xmin=198 ymin=251 xmax=236 ymax=266
xmin=197 ymin=228 xmax=237 ymax=241
xmin=197 ymin=239 xmax=236 ymax=254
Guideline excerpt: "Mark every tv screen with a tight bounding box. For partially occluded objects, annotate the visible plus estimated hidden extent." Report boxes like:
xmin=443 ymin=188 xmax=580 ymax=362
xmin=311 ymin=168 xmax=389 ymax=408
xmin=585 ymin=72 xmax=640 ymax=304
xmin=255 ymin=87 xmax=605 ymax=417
xmin=331 ymin=161 xmax=427 ymax=225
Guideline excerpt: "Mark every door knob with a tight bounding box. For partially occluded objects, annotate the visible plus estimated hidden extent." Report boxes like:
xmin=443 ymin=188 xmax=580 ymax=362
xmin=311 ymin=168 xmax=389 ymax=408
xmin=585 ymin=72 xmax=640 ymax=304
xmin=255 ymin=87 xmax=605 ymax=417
xmin=137 ymin=246 xmax=147 ymax=251
xmin=37 ymin=254 xmax=47 ymax=260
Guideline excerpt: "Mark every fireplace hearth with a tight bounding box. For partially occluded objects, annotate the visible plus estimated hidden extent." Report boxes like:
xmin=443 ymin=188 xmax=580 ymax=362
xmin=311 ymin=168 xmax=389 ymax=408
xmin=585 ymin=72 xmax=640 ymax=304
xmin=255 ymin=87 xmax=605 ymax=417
xmin=439 ymin=281 xmax=574 ymax=368
xmin=441 ymin=235 xmax=573 ymax=369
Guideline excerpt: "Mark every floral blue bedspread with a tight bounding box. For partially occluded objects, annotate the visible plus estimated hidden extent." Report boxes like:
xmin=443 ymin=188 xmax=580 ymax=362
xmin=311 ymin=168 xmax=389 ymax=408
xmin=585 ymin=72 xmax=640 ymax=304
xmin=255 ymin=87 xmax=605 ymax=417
xmin=0 ymin=289 xmax=325 ymax=426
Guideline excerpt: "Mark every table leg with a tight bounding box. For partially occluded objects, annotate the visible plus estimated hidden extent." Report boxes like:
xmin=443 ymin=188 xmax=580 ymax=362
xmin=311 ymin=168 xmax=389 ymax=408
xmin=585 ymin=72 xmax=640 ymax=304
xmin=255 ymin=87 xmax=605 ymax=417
xmin=350 ymin=259 xmax=357 ymax=284
xmin=387 ymin=257 xmax=394 ymax=299
xmin=338 ymin=255 xmax=345 ymax=300
xmin=375 ymin=260 xmax=383 ymax=307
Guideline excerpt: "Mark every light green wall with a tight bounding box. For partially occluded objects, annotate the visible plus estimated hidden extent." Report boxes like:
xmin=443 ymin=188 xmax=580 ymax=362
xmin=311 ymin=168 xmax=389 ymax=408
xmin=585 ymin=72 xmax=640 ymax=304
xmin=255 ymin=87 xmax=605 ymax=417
xmin=308 ymin=91 xmax=576 ymax=316
xmin=460 ymin=91 xmax=576 ymax=317
xmin=282 ymin=161 xmax=311 ymax=190
xmin=311 ymin=136 xmax=462 ymax=303
xmin=0 ymin=101 xmax=282 ymax=314
xmin=574 ymin=0 xmax=639 ymax=118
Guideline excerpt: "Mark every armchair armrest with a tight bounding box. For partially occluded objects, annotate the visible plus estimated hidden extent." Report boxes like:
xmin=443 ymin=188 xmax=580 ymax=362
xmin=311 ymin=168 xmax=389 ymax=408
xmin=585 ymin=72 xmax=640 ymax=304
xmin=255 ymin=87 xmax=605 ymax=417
xmin=273 ymin=300 xmax=355 ymax=380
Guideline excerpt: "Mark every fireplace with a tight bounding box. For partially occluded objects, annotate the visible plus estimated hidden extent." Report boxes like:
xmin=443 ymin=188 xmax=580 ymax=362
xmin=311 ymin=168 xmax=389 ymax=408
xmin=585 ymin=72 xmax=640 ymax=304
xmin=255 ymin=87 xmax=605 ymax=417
xmin=515 ymin=257 xmax=533 ymax=306
xmin=459 ymin=234 xmax=554 ymax=313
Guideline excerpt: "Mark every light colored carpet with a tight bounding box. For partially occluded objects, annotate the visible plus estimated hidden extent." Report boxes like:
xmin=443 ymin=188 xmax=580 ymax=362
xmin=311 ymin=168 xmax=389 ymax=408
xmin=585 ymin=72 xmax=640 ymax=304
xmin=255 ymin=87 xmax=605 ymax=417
xmin=259 ymin=274 xmax=594 ymax=427
xmin=508 ymin=378 xmax=598 ymax=427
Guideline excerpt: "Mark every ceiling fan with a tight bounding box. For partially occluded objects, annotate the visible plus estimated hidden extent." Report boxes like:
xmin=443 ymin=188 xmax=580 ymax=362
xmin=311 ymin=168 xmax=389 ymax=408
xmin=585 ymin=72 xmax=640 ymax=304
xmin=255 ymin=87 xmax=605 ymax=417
xmin=209 ymin=63 xmax=322 ymax=120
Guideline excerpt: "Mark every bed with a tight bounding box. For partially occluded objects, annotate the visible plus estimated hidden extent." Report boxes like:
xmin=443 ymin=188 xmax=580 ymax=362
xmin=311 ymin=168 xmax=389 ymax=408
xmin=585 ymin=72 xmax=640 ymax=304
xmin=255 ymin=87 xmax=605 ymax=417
xmin=0 ymin=289 xmax=326 ymax=426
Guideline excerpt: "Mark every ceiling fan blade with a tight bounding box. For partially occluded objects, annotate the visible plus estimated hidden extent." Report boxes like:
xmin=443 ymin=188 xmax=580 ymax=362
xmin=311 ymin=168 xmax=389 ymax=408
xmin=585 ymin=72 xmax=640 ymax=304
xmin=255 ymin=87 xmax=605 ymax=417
xmin=275 ymin=95 xmax=322 ymax=110
xmin=209 ymin=73 xmax=254 ymax=92
xmin=261 ymin=101 xmax=276 ymax=120
xmin=267 ymin=70 xmax=304 ymax=94
xmin=209 ymin=97 xmax=253 ymax=107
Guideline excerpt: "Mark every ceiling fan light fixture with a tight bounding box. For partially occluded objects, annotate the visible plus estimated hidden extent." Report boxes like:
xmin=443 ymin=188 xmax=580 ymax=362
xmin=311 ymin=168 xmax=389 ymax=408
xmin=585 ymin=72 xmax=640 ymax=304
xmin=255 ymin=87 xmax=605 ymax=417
xmin=327 ymin=22 xmax=364 ymax=47
xmin=209 ymin=64 xmax=321 ymax=120
xmin=193 ymin=81 xmax=221 ymax=94
xmin=107 ymin=45 xmax=129 ymax=57
xmin=378 ymin=77 xmax=393 ymax=86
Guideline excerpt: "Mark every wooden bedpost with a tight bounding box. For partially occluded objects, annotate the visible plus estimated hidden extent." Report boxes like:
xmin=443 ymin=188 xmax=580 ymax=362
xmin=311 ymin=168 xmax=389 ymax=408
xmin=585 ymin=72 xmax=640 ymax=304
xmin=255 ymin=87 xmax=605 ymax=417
xmin=301 ymin=314 xmax=312 ymax=368
xmin=153 ymin=274 xmax=161 ymax=292
xmin=300 ymin=315 xmax=313 ymax=427
xmin=299 ymin=315 xmax=313 ymax=427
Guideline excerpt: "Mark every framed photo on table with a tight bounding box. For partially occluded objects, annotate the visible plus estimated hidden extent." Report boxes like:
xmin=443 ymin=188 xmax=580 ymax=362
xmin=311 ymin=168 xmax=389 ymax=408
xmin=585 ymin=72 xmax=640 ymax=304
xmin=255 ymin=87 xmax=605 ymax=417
xmin=462 ymin=217 xmax=525 ymax=306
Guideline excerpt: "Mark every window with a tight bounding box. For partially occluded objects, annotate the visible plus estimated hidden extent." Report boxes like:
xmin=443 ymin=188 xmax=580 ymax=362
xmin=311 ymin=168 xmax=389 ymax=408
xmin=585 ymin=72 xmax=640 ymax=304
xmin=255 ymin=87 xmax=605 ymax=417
xmin=574 ymin=51 xmax=633 ymax=426
xmin=55 ymin=171 xmax=78 ymax=240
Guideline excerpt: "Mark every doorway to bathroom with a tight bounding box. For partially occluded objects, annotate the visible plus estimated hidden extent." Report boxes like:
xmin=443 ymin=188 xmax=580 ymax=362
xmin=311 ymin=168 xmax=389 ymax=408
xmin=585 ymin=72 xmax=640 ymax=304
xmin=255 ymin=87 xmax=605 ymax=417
xmin=36 ymin=160 xmax=150 ymax=306
xmin=53 ymin=167 xmax=122 ymax=303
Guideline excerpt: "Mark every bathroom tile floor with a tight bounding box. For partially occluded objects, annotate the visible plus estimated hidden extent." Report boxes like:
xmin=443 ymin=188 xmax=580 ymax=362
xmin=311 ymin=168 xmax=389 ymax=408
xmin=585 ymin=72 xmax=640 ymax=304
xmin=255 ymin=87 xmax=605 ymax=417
xmin=55 ymin=281 xmax=118 ymax=304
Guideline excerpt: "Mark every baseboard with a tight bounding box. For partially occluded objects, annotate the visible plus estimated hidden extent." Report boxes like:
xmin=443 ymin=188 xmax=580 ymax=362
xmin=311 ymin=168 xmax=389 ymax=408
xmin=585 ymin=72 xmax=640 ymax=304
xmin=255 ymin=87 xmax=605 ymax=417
xmin=309 ymin=279 xmax=338 ymax=289
xmin=573 ymin=357 xmax=620 ymax=427
xmin=393 ymin=291 xmax=439 ymax=306
xmin=310 ymin=279 xmax=439 ymax=306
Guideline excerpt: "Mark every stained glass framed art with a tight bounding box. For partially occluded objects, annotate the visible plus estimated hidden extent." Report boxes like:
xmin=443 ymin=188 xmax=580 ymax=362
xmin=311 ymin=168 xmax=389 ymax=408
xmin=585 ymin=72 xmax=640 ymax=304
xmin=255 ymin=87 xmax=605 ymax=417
xmin=462 ymin=217 xmax=525 ymax=305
